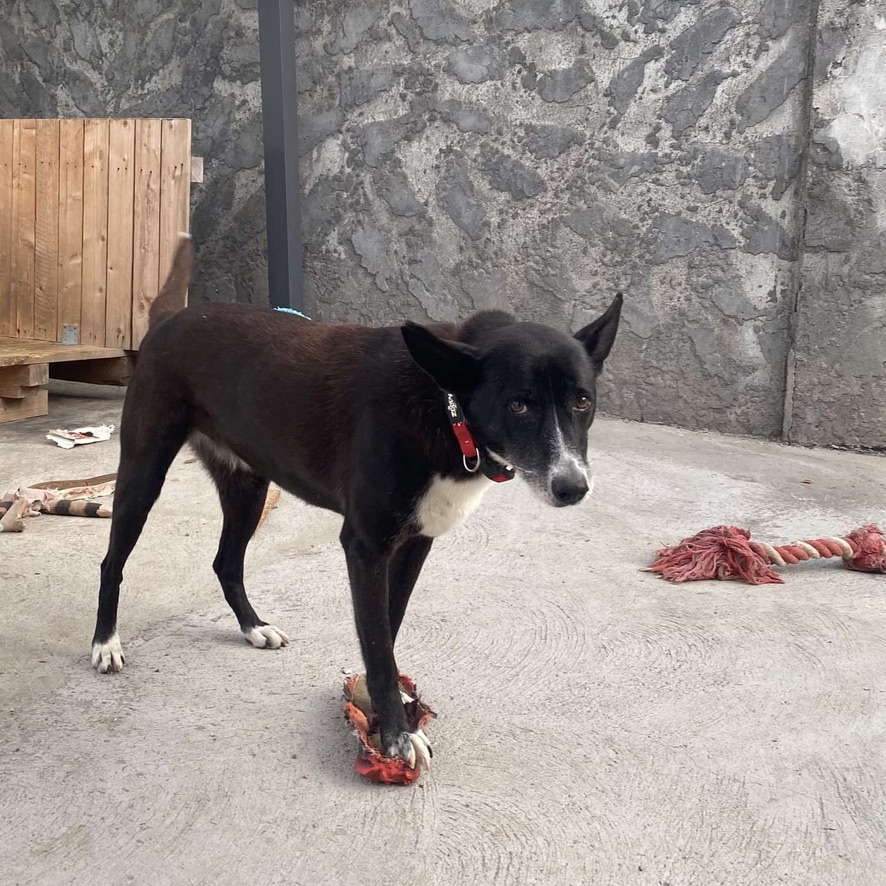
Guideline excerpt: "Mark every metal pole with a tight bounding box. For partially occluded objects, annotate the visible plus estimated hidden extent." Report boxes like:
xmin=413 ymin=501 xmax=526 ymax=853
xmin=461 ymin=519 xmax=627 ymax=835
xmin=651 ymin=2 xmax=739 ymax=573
xmin=258 ymin=0 xmax=304 ymax=311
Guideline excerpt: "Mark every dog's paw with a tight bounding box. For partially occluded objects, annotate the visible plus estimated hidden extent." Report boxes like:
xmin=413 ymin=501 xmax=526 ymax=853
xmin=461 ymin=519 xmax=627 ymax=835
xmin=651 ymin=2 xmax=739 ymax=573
xmin=386 ymin=729 xmax=433 ymax=772
xmin=91 ymin=634 xmax=125 ymax=673
xmin=242 ymin=624 xmax=290 ymax=650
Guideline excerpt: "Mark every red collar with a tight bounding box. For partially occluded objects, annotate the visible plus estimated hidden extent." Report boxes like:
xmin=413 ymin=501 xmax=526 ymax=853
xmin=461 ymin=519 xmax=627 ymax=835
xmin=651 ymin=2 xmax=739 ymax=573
xmin=445 ymin=393 xmax=515 ymax=483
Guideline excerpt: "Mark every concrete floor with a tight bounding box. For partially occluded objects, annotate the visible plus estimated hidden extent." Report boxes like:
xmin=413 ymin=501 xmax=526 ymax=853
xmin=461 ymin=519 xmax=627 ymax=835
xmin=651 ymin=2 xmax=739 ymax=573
xmin=1 ymin=382 xmax=885 ymax=886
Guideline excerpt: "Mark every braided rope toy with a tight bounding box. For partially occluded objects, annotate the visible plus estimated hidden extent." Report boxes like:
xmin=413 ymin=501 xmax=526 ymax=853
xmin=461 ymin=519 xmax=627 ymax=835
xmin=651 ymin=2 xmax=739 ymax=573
xmin=648 ymin=524 xmax=886 ymax=585
xmin=343 ymin=673 xmax=435 ymax=784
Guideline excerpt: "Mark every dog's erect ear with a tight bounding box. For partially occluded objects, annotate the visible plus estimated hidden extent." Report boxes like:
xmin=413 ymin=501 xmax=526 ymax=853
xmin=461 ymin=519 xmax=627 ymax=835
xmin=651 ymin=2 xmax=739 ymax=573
xmin=574 ymin=293 xmax=623 ymax=370
xmin=401 ymin=323 xmax=481 ymax=394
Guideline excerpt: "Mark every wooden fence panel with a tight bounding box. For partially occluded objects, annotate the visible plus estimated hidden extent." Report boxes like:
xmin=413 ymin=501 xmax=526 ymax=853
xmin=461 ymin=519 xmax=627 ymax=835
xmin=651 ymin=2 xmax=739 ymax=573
xmin=0 ymin=121 xmax=13 ymax=337
xmin=155 ymin=117 xmax=191 ymax=340
xmin=1 ymin=118 xmax=190 ymax=351
xmin=57 ymin=120 xmax=84 ymax=342
xmin=106 ymin=118 xmax=135 ymax=348
xmin=34 ymin=119 xmax=60 ymax=341
xmin=131 ymin=118 xmax=163 ymax=348
xmin=80 ymin=118 xmax=110 ymax=347
xmin=12 ymin=120 xmax=37 ymax=340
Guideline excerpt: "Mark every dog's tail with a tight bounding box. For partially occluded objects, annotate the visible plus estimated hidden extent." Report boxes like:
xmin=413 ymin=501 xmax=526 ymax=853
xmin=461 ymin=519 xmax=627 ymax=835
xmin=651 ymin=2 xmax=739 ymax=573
xmin=148 ymin=233 xmax=194 ymax=329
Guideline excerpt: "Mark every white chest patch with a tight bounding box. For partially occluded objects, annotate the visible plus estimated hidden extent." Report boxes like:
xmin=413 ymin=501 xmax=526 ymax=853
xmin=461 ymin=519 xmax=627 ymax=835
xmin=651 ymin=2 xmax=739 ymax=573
xmin=415 ymin=473 xmax=493 ymax=538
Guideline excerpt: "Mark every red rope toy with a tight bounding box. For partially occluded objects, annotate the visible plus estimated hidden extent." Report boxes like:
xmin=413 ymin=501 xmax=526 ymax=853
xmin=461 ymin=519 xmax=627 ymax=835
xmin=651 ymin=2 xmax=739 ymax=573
xmin=343 ymin=673 xmax=435 ymax=784
xmin=648 ymin=524 xmax=886 ymax=585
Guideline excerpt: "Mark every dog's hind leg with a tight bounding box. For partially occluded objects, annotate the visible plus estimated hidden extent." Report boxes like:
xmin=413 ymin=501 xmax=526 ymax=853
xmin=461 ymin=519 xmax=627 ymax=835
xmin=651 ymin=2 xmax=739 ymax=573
xmin=208 ymin=464 xmax=289 ymax=650
xmin=92 ymin=403 xmax=188 ymax=673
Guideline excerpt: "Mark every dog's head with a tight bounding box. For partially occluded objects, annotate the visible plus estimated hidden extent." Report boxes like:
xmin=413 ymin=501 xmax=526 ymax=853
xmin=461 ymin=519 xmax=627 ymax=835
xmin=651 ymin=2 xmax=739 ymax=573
xmin=401 ymin=294 xmax=622 ymax=507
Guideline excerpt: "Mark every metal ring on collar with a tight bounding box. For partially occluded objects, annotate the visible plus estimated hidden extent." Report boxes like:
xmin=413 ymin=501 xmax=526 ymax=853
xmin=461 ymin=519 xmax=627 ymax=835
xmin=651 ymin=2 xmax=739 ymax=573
xmin=463 ymin=452 xmax=481 ymax=473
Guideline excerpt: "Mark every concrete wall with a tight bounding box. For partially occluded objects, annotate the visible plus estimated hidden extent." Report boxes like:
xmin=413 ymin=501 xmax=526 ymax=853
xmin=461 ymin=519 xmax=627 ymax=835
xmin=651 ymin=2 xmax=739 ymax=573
xmin=787 ymin=0 xmax=886 ymax=448
xmin=296 ymin=0 xmax=814 ymax=439
xmin=2 ymin=0 xmax=884 ymax=447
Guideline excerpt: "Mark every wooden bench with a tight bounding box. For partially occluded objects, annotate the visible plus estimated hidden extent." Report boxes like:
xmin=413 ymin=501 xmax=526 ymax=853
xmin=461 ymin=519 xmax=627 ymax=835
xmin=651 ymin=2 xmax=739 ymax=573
xmin=0 ymin=338 xmax=135 ymax=422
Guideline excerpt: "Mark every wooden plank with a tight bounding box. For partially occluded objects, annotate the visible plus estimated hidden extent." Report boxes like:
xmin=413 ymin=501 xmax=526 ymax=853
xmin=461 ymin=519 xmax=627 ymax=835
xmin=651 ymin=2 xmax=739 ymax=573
xmin=30 ymin=472 xmax=117 ymax=491
xmin=0 ymin=388 xmax=48 ymax=423
xmin=50 ymin=355 xmax=135 ymax=386
xmin=0 ymin=336 xmax=126 ymax=367
xmin=81 ymin=118 xmax=110 ymax=347
xmin=157 ymin=118 xmax=191 ymax=321
xmin=34 ymin=119 xmax=60 ymax=342
xmin=57 ymin=120 xmax=84 ymax=344
xmin=0 ymin=120 xmax=13 ymax=337
xmin=0 ymin=363 xmax=49 ymax=385
xmin=0 ymin=381 xmax=43 ymax=398
xmin=131 ymin=118 xmax=162 ymax=348
xmin=105 ymin=119 xmax=135 ymax=349
xmin=12 ymin=120 xmax=37 ymax=340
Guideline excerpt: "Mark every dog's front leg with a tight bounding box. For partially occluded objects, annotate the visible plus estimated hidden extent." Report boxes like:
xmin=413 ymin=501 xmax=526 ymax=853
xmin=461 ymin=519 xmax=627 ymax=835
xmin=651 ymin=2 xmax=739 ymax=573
xmin=341 ymin=523 xmax=432 ymax=770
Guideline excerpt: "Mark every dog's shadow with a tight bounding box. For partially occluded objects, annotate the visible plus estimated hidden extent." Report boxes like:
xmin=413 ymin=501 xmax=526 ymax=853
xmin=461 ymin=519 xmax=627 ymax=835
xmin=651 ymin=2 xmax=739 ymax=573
xmin=179 ymin=619 xmax=373 ymax=786
xmin=288 ymin=687 xmax=371 ymax=788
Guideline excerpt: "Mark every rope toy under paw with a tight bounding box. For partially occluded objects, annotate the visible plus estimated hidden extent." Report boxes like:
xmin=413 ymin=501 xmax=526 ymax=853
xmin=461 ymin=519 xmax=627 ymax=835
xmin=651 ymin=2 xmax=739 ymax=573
xmin=648 ymin=524 xmax=886 ymax=585
xmin=343 ymin=673 xmax=435 ymax=785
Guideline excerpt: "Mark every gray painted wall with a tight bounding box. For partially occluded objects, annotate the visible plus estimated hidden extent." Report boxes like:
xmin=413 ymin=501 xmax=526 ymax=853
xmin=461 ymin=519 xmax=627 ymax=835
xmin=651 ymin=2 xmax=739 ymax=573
xmin=2 ymin=0 xmax=884 ymax=447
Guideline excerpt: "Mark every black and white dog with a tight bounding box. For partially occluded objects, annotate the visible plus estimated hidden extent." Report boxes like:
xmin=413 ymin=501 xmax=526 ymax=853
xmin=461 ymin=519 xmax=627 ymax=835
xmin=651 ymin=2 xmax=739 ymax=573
xmin=92 ymin=237 xmax=622 ymax=770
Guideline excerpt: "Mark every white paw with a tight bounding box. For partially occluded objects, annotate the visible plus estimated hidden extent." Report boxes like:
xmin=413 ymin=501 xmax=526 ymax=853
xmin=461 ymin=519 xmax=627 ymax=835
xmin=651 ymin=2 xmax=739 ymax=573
xmin=91 ymin=633 xmax=125 ymax=673
xmin=387 ymin=729 xmax=433 ymax=771
xmin=242 ymin=624 xmax=290 ymax=650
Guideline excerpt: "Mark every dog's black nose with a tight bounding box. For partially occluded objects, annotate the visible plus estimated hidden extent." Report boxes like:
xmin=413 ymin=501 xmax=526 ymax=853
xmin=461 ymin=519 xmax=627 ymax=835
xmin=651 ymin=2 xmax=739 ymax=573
xmin=551 ymin=473 xmax=589 ymax=506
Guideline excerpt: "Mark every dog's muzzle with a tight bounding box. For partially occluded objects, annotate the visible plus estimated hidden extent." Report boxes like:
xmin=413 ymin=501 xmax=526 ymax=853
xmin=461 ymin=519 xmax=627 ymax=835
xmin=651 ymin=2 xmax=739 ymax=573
xmin=549 ymin=465 xmax=590 ymax=506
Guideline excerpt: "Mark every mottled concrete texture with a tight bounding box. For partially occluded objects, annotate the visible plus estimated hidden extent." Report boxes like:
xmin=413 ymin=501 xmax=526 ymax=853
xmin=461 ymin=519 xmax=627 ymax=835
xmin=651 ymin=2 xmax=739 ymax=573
xmin=3 ymin=0 xmax=884 ymax=446
xmin=788 ymin=0 xmax=886 ymax=448
xmin=296 ymin=0 xmax=814 ymax=440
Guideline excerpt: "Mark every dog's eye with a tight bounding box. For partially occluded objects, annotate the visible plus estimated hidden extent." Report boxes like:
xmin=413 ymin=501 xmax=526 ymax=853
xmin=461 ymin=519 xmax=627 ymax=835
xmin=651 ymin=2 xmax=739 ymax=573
xmin=508 ymin=399 xmax=528 ymax=414
xmin=574 ymin=396 xmax=592 ymax=411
